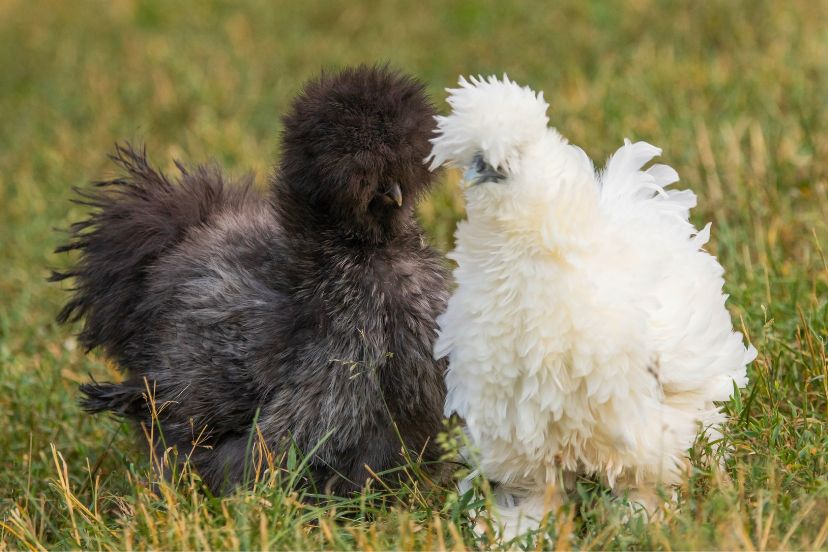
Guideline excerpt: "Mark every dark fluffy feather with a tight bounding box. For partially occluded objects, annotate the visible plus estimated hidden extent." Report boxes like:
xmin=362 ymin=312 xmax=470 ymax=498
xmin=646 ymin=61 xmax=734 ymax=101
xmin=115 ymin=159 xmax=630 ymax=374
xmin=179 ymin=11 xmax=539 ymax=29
xmin=52 ymin=65 xmax=449 ymax=494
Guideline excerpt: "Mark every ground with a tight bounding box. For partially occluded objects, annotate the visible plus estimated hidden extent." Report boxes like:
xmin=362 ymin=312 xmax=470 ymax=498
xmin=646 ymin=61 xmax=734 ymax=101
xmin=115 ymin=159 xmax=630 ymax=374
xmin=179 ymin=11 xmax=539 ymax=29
xmin=1 ymin=0 xmax=826 ymax=549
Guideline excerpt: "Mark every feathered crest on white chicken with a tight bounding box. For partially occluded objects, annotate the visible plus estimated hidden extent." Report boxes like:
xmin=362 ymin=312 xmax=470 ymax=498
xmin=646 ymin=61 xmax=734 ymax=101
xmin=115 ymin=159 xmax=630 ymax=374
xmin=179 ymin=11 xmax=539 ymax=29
xmin=427 ymin=74 xmax=549 ymax=173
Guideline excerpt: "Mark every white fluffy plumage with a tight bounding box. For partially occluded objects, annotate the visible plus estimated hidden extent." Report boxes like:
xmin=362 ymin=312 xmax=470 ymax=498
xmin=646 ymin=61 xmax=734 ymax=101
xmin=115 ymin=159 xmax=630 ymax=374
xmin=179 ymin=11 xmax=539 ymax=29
xmin=428 ymin=75 xmax=757 ymax=538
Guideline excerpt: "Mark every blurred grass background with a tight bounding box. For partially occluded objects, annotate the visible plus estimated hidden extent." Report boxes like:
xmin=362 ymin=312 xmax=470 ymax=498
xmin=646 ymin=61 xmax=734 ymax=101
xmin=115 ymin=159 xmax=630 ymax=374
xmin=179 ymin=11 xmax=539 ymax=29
xmin=1 ymin=0 xmax=827 ymax=549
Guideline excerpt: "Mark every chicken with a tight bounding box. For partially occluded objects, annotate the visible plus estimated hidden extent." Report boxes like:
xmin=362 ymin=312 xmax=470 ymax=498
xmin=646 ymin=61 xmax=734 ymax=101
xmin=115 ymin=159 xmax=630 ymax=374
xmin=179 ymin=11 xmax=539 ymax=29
xmin=52 ymin=65 xmax=449 ymax=495
xmin=427 ymin=75 xmax=756 ymax=537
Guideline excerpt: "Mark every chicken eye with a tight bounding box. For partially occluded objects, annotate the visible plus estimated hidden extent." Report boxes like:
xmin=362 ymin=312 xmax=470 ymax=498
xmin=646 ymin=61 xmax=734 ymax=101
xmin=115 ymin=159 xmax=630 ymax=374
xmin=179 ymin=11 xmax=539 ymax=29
xmin=474 ymin=154 xmax=486 ymax=173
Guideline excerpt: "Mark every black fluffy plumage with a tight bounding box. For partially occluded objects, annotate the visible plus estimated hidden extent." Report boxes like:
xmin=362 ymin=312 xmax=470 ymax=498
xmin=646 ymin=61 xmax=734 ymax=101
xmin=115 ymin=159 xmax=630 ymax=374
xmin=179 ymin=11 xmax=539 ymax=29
xmin=52 ymin=65 xmax=449 ymax=494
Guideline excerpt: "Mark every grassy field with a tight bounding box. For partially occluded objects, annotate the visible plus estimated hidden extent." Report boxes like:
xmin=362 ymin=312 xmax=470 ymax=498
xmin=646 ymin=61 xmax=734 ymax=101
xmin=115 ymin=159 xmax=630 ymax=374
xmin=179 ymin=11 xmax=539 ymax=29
xmin=1 ymin=0 xmax=827 ymax=549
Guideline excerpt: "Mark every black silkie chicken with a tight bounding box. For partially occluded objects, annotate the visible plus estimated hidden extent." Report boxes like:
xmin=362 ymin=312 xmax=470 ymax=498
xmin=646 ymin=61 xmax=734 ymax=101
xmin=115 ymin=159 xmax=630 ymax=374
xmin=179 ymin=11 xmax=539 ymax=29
xmin=52 ymin=66 xmax=449 ymax=494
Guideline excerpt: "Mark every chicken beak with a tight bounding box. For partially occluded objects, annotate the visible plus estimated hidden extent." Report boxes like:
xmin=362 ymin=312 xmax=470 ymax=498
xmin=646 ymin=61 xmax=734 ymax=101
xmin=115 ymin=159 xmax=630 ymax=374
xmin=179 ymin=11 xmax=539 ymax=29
xmin=464 ymin=154 xmax=507 ymax=187
xmin=385 ymin=182 xmax=403 ymax=208
xmin=471 ymin=169 xmax=506 ymax=186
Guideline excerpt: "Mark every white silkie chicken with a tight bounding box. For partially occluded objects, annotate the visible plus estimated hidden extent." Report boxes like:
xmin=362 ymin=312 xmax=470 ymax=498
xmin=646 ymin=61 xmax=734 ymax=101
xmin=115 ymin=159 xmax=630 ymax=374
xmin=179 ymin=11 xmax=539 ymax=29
xmin=428 ymin=75 xmax=756 ymax=538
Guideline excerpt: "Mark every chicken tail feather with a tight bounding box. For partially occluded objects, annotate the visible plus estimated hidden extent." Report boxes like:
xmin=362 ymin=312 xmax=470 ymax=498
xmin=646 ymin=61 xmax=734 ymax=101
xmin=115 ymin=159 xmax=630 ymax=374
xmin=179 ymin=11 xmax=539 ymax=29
xmin=79 ymin=380 xmax=146 ymax=418
xmin=51 ymin=142 xmax=255 ymax=362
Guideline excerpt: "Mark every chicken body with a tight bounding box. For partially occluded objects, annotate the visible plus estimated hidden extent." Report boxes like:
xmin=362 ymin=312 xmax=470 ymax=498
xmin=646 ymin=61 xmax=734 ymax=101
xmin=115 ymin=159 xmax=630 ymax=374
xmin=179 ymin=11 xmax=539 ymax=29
xmin=428 ymin=76 xmax=756 ymax=536
xmin=54 ymin=66 xmax=448 ymax=494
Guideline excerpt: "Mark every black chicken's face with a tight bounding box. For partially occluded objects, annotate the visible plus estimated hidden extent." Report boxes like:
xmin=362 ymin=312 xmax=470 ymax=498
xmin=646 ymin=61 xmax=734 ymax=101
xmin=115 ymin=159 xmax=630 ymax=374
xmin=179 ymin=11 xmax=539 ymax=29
xmin=379 ymin=182 xmax=403 ymax=208
xmin=278 ymin=66 xmax=437 ymax=243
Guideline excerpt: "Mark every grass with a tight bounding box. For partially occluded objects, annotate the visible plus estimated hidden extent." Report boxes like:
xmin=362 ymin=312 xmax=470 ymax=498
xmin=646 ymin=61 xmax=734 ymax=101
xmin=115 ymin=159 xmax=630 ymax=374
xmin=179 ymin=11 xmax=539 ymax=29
xmin=1 ymin=0 xmax=827 ymax=549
